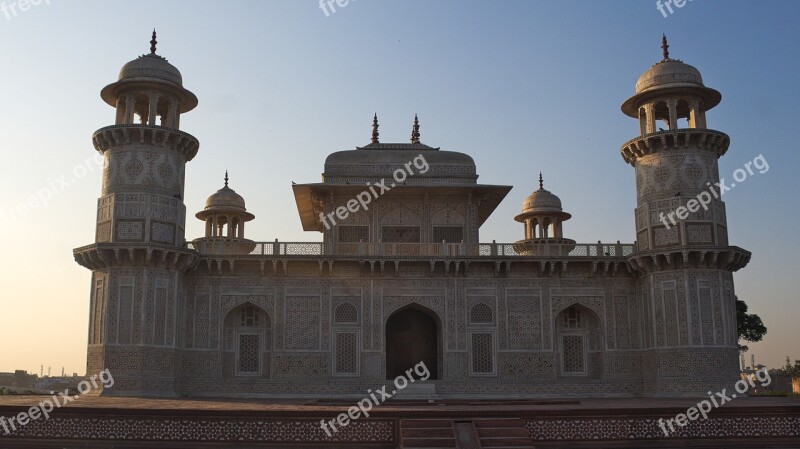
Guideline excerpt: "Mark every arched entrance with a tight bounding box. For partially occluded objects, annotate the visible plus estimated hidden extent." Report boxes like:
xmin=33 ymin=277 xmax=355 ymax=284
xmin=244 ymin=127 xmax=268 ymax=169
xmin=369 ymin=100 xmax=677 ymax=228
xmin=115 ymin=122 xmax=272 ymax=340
xmin=223 ymin=303 xmax=271 ymax=377
xmin=385 ymin=306 xmax=439 ymax=379
xmin=555 ymin=304 xmax=601 ymax=378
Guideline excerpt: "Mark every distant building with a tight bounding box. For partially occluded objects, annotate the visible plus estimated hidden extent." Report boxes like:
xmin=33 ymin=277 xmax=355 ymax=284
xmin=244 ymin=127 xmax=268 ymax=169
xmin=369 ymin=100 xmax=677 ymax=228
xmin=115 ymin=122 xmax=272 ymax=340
xmin=35 ymin=376 xmax=79 ymax=393
xmin=0 ymin=372 xmax=14 ymax=387
xmin=10 ymin=370 xmax=37 ymax=389
xmin=74 ymin=34 xmax=750 ymax=397
xmin=758 ymin=374 xmax=793 ymax=395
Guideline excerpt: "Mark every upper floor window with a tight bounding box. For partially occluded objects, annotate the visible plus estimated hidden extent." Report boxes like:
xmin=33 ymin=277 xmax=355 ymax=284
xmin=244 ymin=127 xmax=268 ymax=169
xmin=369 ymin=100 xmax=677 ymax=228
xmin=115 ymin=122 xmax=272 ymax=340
xmin=563 ymin=306 xmax=582 ymax=328
xmin=338 ymin=225 xmax=369 ymax=243
xmin=240 ymin=305 xmax=260 ymax=327
xmin=470 ymin=303 xmax=493 ymax=324
xmin=433 ymin=226 xmax=464 ymax=243
xmin=382 ymin=226 xmax=420 ymax=243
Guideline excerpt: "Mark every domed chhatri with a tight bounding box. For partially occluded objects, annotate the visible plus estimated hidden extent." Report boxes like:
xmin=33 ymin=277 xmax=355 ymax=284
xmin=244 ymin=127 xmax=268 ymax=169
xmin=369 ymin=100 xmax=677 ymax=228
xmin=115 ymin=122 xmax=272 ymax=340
xmin=515 ymin=173 xmax=571 ymax=220
xmin=100 ymin=30 xmax=198 ymax=115
xmin=202 ymin=173 xmax=249 ymax=213
xmin=194 ymin=172 xmax=256 ymax=255
xmin=117 ymin=51 xmax=183 ymax=86
xmin=518 ymin=176 xmax=567 ymax=216
xmin=513 ymin=173 xmax=575 ymax=255
xmin=621 ymin=34 xmax=720 ymax=118
xmin=618 ymin=35 xmax=730 ymax=165
xmin=634 ymin=59 xmax=704 ymax=95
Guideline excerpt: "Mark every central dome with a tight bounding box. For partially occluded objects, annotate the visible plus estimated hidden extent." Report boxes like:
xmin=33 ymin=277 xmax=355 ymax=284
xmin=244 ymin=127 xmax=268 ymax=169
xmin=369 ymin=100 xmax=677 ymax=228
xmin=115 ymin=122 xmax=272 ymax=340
xmin=118 ymin=54 xmax=183 ymax=86
xmin=323 ymin=143 xmax=477 ymax=184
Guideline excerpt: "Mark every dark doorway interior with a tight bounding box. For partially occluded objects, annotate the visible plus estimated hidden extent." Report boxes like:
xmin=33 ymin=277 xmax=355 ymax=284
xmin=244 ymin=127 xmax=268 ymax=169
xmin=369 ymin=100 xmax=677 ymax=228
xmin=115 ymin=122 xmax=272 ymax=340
xmin=385 ymin=307 xmax=438 ymax=379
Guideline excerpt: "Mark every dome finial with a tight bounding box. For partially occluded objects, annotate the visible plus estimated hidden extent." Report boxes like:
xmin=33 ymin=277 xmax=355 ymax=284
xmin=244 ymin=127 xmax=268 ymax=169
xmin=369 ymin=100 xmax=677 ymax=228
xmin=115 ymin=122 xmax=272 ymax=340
xmin=661 ymin=33 xmax=669 ymax=61
xmin=371 ymin=113 xmax=380 ymax=144
xmin=411 ymin=114 xmax=421 ymax=144
xmin=150 ymin=29 xmax=158 ymax=55
xmin=538 ymin=172 xmax=544 ymax=190
xmin=224 ymin=170 xmax=229 ymax=187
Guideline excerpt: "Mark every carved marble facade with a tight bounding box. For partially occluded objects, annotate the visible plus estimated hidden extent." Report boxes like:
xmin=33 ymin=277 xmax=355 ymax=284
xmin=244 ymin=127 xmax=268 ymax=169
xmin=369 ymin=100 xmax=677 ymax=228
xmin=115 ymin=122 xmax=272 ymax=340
xmin=75 ymin=37 xmax=750 ymax=398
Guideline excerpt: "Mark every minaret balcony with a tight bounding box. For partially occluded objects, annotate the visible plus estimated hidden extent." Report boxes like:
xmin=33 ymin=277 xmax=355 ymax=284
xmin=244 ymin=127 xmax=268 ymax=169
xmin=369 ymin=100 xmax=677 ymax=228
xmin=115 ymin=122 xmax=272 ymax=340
xmin=620 ymin=128 xmax=729 ymax=165
xmin=73 ymin=242 xmax=200 ymax=271
xmin=627 ymin=245 xmax=750 ymax=274
xmin=92 ymin=124 xmax=199 ymax=161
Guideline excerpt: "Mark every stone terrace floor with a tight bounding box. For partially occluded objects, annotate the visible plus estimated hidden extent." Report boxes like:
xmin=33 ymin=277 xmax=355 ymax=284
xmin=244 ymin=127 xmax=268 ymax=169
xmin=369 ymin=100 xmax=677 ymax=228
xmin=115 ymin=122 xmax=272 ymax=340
xmin=1 ymin=395 xmax=798 ymax=411
xmin=1 ymin=396 xmax=799 ymax=448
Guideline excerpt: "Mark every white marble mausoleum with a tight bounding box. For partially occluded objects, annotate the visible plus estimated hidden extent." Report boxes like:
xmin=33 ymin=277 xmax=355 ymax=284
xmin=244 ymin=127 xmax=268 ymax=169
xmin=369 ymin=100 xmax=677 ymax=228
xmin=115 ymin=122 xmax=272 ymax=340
xmin=74 ymin=34 xmax=750 ymax=398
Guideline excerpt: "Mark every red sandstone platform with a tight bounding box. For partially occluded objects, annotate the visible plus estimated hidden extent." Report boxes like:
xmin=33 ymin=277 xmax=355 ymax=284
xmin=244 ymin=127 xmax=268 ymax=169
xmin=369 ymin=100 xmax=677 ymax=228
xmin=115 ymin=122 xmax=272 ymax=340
xmin=0 ymin=396 xmax=799 ymax=448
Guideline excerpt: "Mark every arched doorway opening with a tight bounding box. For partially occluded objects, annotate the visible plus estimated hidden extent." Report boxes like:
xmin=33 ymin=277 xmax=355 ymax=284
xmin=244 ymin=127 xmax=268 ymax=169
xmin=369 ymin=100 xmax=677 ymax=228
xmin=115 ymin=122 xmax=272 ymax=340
xmin=223 ymin=303 xmax=271 ymax=377
xmin=385 ymin=306 xmax=439 ymax=380
xmin=555 ymin=304 xmax=601 ymax=378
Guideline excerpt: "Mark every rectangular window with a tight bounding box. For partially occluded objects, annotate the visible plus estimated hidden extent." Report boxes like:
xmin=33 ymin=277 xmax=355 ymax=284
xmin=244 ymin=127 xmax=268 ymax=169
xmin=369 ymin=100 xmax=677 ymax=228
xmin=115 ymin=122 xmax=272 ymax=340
xmin=382 ymin=226 xmax=420 ymax=243
xmin=470 ymin=332 xmax=495 ymax=375
xmin=338 ymin=226 xmax=369 ymax=243
xmin=432 ymin=226 xmax=464 ymax=243
xmin=236 ymin=332 xmax=261 ymax=375
xmin=561 ymin=334 xmax=586 ymax=375
xmin=334 ymin=332 xmax=359 ymax=376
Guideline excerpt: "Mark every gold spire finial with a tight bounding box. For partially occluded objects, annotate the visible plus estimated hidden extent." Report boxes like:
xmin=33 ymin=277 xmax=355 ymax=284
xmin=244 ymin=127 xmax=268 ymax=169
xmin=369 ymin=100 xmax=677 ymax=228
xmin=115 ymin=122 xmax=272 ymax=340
xmin=150 ymin=29 xmax=158 ymax=55
xmin=661 ymin=33 xmax=669 ymax=61
xmin=224 ymin=171 xmax=229 ymax=187
xmin=538 ymin=172 xmax=544 ymax=189
xmin=371 ymin=113 xmax=379 ymax=144
xmin=411 ymin=114 xmax=421 ymax=144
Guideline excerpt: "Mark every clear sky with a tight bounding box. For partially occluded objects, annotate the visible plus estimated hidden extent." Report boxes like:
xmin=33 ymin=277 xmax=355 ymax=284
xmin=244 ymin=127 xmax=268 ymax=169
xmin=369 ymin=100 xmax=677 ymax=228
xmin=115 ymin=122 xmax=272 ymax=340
xmin=0 ymin=0 xmax=797 ymax=375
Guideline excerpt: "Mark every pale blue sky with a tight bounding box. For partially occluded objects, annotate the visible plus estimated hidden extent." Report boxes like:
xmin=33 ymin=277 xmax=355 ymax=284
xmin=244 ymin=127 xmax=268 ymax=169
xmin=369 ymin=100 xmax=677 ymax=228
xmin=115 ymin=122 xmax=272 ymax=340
xmin=0 ymin=0 xmax=797 ymax=374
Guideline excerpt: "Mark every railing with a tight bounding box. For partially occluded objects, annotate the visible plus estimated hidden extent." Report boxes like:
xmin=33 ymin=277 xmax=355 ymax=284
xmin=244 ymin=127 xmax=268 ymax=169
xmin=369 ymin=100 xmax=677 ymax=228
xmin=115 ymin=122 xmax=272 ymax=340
xmin=187 ymin=240 xmax=635 ymax=258
xmin=92 ymin=124 xmax=200 ymax=160
xmin=618 ymin=127 xmax=729 ymax=150
xmin=619 ymin=128 xmax=730 ymax=165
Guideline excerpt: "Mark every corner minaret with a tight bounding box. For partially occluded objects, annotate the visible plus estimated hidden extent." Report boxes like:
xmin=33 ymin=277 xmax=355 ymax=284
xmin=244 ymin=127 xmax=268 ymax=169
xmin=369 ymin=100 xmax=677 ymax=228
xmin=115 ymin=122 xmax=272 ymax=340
xmin=620 ymin=37 xmax=750 ymax=396
xmin=620 ymin=35 xmax=730 ymax=254
xmin=73 ymin=32 xmax=200 ymax=396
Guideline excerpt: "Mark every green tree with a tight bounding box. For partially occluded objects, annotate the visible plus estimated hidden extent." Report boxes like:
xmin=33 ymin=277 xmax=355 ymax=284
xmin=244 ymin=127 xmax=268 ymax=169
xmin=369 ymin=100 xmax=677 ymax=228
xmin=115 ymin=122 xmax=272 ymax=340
xmin=736 ymin=296 xmax=767 ymax=352
xmin=787 ymin=360 xmax=800 ymax=377
xmin=769 ymin=360 xmax=800 ymax=378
